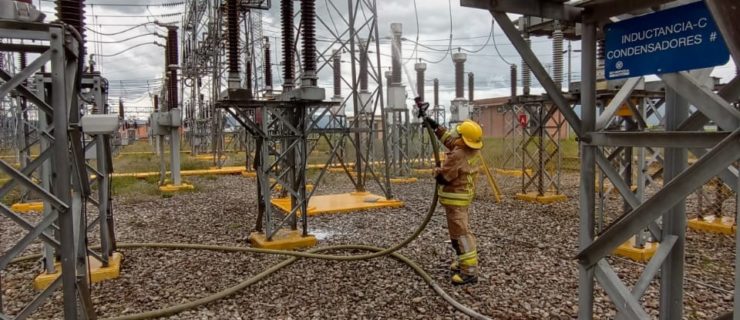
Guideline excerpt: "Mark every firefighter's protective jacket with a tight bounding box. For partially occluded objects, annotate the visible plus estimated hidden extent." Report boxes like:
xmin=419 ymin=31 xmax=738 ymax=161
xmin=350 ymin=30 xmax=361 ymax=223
xmin=434 ymin=127 xmax=480 ymax=207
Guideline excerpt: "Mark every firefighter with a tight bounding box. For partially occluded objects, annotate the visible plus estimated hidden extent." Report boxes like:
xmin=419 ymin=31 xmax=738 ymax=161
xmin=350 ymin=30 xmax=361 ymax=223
xmin=415 ymin=97 xmax=483 ymax=285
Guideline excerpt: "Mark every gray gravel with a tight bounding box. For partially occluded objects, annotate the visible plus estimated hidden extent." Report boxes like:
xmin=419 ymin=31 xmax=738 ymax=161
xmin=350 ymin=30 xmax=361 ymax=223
xmin=1 ymin=172 xmax=735 ymax=319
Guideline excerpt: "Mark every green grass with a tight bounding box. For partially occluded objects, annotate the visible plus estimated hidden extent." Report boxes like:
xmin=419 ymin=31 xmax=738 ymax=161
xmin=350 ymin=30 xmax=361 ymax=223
xmin=110 ymin=176 xmax=159 ymax=196
xmin=1 ymin=189 xmax=24 ymax=206
xmin=479 ymin=136 xmax=580 ymax=169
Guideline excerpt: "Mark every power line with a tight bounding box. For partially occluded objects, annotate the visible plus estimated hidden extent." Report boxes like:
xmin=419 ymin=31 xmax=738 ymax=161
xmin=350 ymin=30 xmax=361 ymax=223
xmin=406 ymin=0 xmax=419 ymax=63
xmin=97 ymin=42 xmax=165 ymax=58
xmin=459 ymin=20 xmax=493 ymax=54
xmin=417 ymin=0 xmax=453 ymax=65
xmin=87 ymin=32 xmax=163 ymax=44
xmin=40 ymin=0 xmax=184 ymax=7
xmin=88 ymin=12 xmax=182 ymax=18
xmin=85 ymin=22 xmax=178 ymax=27
xmin=84 ymin=22 xmax=163 ymax=36
xmin=491 ymin=20 xmax=514 ymax=65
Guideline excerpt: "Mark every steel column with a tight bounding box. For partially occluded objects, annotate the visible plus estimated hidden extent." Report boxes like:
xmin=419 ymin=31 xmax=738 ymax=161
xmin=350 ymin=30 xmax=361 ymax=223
xmin=577 ymin=21 xmax=596 ymax=320
xmin=659 ymin=85 xmax=689 ymax=320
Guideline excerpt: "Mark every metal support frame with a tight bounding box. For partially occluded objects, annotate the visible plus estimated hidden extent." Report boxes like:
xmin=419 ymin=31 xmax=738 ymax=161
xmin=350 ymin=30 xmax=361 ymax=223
xmin=310 ymin=0 xmax=393 ymax=196
xmin=386 ymin=107 xmax=410 ymax=177
xmin=0 ymin=21 xmax=97 ymax=319
xmin=499 ymin=103 xmax=526 ymax=170
xmin=80 ymin=73 xmax=117 ymax=265
xmin=461 ymin=1 xmax=740 ymax=318
xmin=214 ymin=0 xmax=394 ymax=240
xmin=519 ymin=99 xmax=564 ymax=196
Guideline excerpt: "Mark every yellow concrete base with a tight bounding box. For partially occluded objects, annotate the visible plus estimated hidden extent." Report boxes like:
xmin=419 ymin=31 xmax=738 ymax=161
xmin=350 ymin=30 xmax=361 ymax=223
xmin=241 ymin=171 xmax=257 ymax=178
xmin=11 ymin=202 xmax=44 ymax=213
xmin=274 ymin=184 xmax=314 ymax=192
xmin=34 ymin=252 xmax=123 ymax=291
xmin=307 ymin=164 xmax=329 ymax=170
xmin=194 ymin=154 xmax=227 ymax=161
xmin=412 ymin=168 xmax=434 ymax=175
xmin=494 ymin=168 xmax=534 ymax=177
xmin=613 ymin=237 xmax=658 ymax=262
xmin=688 ymin=216 xmax=736 ymax=235
xmin=112 ymin=166 xmax=248 ymax=179
xmin=248 ymin=229 xmax=317 ymax=250
xmin=271 ymin=192 xmax=404 ymax=216
xmin=389 ymin=177 xmax=418 ymax=184
xmin=515 ymin=192 xmax=567 ymax=204
xmin=159 ymin=183 xmax=195 ymax=193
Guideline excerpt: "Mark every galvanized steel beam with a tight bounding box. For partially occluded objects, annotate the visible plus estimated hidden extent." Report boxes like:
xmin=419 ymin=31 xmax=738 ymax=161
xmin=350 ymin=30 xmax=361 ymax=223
xmin=577 ymin=127 xmax=740 ymax=268
xmin=492 ymin=11 xmax=583 ymax=137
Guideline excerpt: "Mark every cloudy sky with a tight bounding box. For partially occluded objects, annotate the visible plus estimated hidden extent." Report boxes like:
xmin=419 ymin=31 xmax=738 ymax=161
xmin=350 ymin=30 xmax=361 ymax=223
xmin=32 ymin=0 xmax=738 ymax=119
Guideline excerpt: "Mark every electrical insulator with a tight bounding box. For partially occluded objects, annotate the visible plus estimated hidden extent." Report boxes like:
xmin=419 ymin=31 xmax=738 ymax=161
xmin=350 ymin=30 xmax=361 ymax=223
xmin=552 ymin=23 xmax=564 ymax=90
xmin=281 ymin=0 xmax=294 ymax=91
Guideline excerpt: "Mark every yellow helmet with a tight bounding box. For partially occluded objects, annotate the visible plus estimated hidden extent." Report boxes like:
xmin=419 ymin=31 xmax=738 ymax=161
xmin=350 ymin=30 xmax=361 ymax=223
xmin=456 ymin=120 xmax=483 ymax=150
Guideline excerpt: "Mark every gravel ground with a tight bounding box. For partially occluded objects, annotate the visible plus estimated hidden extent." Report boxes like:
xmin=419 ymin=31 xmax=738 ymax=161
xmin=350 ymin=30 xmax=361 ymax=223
xmin=2 ymin=171 xmax=736 ymax=319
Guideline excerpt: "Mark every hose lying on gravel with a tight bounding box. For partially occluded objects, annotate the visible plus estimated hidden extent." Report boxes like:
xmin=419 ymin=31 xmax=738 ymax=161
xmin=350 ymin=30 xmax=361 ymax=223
xmin=99 ymin=242 xmax=491 ymax=320
xmin=10 ymin=125 xmax=492 ymax=320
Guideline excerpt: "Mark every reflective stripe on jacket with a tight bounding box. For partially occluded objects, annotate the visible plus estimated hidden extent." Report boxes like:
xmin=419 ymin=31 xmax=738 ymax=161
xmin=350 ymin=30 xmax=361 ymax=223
xmin=434 ymin=127 xmax=480 ymax=207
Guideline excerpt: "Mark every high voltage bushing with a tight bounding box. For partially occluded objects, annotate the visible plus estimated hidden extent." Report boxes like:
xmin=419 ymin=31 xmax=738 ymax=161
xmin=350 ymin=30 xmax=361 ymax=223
xmin=227 ymin=0 xmax=240 ymax=88
xmin=57 ymin=0 xmax=86 ymax=65
xmin=154 ymin=95 xmax=159 ymax=112
xmin=359 ymin=39 xmax=369 ymax=91
xmin=415 ymin=62 xmax=426 ymax=101
xmin=452 ymin=52 xmax=466 ymax=99
xmin=263 ymin=37 xmax=272 ymax=94
xmin=246 ymin=58 xmax=253 ymax=98
xmin=385 ymin=70 xmax=392 ymax=93
xmin=166 ymin=27 xmax=179 ymax=110
xmin=281 ymin=0 xmax=294 ymax=91
xmin=118 ymin=99 xmax=124 ymax=120
xmin=391 ymin=23 xmax=403 ymax=84
xmin=433 ymin=78 xmax=439 ymax=107
xmin=521 ymin=33 xmax=531 ymax=95
xmin=332 ymin=49 xmax=341 ymax=98
xmin=510 ymin=64 xmax=517 ymax=101
xmin=301 ymin=0 xmax=317 ymax=86
xmin=468 ymin=72 xmax=474 ymax=102
xmin=552 ymin=22 xmax=564 ymax=90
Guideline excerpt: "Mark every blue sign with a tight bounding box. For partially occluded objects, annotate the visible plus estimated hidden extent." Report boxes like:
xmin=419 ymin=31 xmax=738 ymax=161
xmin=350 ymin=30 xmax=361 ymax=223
xmin=604 ymin=1 xmax=730 ymax=80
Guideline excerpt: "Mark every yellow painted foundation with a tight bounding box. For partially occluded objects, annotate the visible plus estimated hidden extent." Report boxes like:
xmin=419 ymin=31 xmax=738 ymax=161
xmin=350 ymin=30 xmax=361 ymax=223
xmin=274 ymin=184 xmax=314 ymax=192
xmin=515 ymin=192 xmax=567 ymax=204
xmin=412 ymin=168 xmax=434 ymax=175
xmin=194 ymin=154 xmax=228 ymax=161
xmin=306 ymin=164 xmax=329 ymax=170
xmin=159 ymin=183 xmax=195 ymax=193
xmin=11 ymin=202 xmax=44 ymax=213
xmin=248 ymin=229 xmax=317 ymax=250
xmin=112 ymin=166 xmax=249 ymax=179
xmin=688 ymin=216 xmax=736 ymax=235
xmin=494 ymin=168 xmax=534 ymax=177
xmin=389 ymin=177 xmax=418 ymax=184
xmin=34 ymin=252 xmax=123 ymax=291
xmin=241 ymin=171 xmax=257 ymax=178
xmin=271 ymin=192 xmax=404 ymax=216
xmin=613 ymin=237 xmax=658 ymax=262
